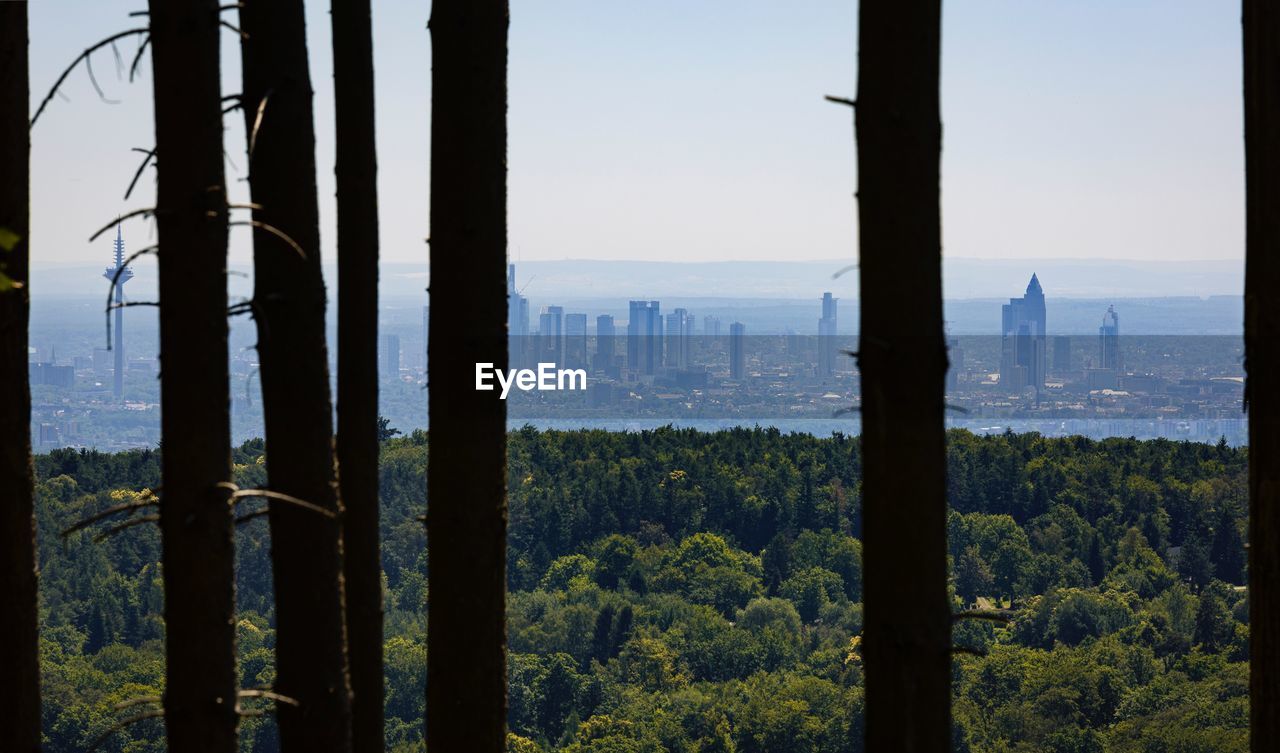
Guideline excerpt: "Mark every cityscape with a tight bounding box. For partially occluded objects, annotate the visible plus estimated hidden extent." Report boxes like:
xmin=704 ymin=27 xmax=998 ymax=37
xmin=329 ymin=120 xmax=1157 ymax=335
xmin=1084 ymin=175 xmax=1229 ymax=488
xmin=27 ymin=245 xmax=1248 ymax=451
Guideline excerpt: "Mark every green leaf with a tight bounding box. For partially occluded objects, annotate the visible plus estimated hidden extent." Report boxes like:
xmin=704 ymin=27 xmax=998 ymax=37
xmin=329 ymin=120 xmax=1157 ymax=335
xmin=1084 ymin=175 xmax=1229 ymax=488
xmin=0 ymin=270 xmax=22 ymax=292
xmin=0 ymin=227 xmax=19 ymax=253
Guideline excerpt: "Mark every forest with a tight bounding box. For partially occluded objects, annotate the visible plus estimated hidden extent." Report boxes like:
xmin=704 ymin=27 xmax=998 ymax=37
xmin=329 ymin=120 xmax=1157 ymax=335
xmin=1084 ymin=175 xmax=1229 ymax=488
xmin=5 ymin=0 xmax=1280 ymax=751
xmin=32 ymin=428 xmax=1249 ymax=752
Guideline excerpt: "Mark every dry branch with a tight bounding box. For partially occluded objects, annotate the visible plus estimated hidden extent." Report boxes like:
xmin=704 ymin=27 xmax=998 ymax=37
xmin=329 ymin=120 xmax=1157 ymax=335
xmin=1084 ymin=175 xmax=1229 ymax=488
xmin=30 ymin=28 xmax=148 ymax=127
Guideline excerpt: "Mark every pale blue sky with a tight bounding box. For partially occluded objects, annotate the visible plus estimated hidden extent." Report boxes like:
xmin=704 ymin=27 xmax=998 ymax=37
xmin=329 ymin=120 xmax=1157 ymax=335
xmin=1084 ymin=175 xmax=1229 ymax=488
xmin=27 ymin=0 xmax=1242 ymax=268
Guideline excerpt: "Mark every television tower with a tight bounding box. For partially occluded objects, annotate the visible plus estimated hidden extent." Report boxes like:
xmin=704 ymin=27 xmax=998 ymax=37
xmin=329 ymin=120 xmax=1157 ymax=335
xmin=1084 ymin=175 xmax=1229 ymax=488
xmin=102 ymin=224 xmax=133 ymax=399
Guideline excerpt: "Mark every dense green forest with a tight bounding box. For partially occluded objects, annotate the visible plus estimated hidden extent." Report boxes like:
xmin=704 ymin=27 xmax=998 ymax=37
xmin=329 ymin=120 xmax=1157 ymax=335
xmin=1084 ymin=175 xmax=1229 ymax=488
xmin=33 ymin=427 xmax=1248 ymax=752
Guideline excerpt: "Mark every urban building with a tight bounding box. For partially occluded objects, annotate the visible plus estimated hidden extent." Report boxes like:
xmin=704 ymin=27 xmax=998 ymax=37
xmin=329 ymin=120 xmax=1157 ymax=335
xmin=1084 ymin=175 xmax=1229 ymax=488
xmin=539 ymin=305 xmax=564 ymax=365
xmin=1053 ymin=335 xmax=1072 ymax=376
xmin=729 ymin=322 xmax=747 ymax=379
xmin=508 ymin=264 xmax=530 ymax=368
xmin=1100 ymin=305 xmax=1121 ymax=370
xmin=1000 ymin=274 xmax=1047 ymax=392
xmin=380 ymin=333 xmax=401 ymax=379
xmin=946 ymin=336 xmax=963 ymax=392
xmin=818 ymin=292 xmax=837 ymax=377
xmin=594 ymin=315 xmax=616 ymax=373
xmin=665 ymin=308 xmax=693 ymax=369
xmin=628 ymin=300 xmax=662 ymax=376
xmin=704 ymin=315 xmax=721 ymax=339
xmin=565 ymin=313 xmax=588 ymax=369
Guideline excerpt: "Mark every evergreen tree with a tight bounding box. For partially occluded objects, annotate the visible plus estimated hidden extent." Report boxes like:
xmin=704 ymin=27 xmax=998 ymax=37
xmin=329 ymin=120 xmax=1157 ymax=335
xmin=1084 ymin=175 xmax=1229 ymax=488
xmin=1177 ymin=532 xmax=1214 ymax=591
xmin=425 ymin=0 xmax=510 ymax=749
xmin=0 ymin=4 xmax=40 ymax=750
xmin=148 ymin=1 xmax=239 ymax=749
xmin=955 ymin=547 xmax=994 ymax=606
xmin=331 ymin=0 xmax=385 ymax=748
xmin=238 ymin=0 xmax=352 ymax=749
xmin=1245 ymin=0 xmax=1280 ymax=745
xmin=1210 ymin=505 xmax=1246 ymax=585
xmin=854 ymin=0 xmax=950 ymax=748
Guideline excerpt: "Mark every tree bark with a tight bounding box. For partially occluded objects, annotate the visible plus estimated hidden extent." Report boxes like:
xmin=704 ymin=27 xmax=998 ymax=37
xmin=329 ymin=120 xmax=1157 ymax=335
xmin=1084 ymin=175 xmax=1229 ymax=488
xmin=147 ymin=3 xmax=239 ymax=750
xmin=0 ymin=4 xmax=40 ymax=751
xmin=237 ymin=2 xmax=352 ymax=751
xmin=331 ymin=0 xmax=384 ymax=750
xmin=426 ymin=1 xmax=510 ymax=751
xmin=1245 ymin=1 xmax=1280 ymax=749
xmin=855 ymin=2 xmax=950 ymax=751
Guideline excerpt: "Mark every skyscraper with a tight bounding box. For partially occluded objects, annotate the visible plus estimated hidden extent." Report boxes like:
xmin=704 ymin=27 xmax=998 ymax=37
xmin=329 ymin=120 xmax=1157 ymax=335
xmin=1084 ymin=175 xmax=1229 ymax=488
xmin=380 ymin=333 xmax=401 ymax=379
xmin=703 ymin=315 xmax=721 ymax=339
xmin=507 ymin=264 xmax=530 ymax=368
xmin=1053 ymin=335 xmax=1072 ymax=375
xmin=565 ymin=313 xmax=588 ymax=369
xmin=1099 ymin=305 xmax=1120 ymax=370
xmin=539 ymin=305 xmax=564 ymax=365
xmin=627 ymin=300 xmax=662 ymax=376
xmin=102 ymin=225 xmax=133 ymax=399
xmin=729 ymin=322 xmax=746 ymax=379
xmin=818 ymin=292 xmax=838 ymax=377
xmin=665 ymin=308 xmax=693 ymax=369
xmin=594 ymin=314 xmax=615 ymax=371
xmin=1000 ymin=274 xmax=1047 ymax=392
xmin=945 ymin=336 xmax=963 ymax=392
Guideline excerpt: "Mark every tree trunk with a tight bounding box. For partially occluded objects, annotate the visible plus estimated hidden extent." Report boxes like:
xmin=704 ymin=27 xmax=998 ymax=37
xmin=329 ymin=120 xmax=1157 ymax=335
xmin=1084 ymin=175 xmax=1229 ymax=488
xmin=426 ymin=1 xmax=510 ymax=751
xmin=331 ymin=0 xmax=384 ymax=750
xmin=1245 ymin=1 xmax=1280 ymax=749
xmin=855 ymin=2 xmax=950 ymax=751
xmin=237 ymin=2 xmax=352 ymax=751
xmin=0 ymin=4 xmax=40 ymax=751
xmin=147 ymin=3 xmax=239 ymax=750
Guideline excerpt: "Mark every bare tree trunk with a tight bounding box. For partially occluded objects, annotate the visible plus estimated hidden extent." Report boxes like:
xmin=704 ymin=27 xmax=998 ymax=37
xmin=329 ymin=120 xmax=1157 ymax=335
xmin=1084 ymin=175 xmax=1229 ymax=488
xmin=1245 ymin=1 xmax=1280 ymax=749
xmin=331 ymin=0 xmax=384 ymax=750
xmin=147 ymin=3 xmax=239 ymax=750
xmin=237 ymin=2 xmax=352 ymax=751
xmin=426 ymin=1 xmax=510 ymax=750
xmin=0 ymin=4 xmax=40 ymax=751
xmin=855 ymin=2 xmax=950 ymax=751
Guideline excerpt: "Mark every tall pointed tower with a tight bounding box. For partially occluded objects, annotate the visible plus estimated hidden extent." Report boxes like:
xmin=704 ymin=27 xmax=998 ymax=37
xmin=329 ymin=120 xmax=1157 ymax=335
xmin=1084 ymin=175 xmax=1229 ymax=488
xmin=102 ymin=224 xmax=133 ymax=399
xmin=1000 ymin=273 xmax=1048 ymax=392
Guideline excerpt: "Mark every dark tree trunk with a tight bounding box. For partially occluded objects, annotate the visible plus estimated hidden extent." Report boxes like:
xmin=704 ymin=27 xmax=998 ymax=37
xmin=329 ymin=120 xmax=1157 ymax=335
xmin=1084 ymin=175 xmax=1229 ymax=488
xmin=147 ymin=3 xmax=239 ymax=750
xmin=426 ymin=1 xmax=510 ymax=751
xmin=237 ymin=2 xmax=352 ymax=751
xmin=1245 ymin=1 xmax=1280 ymax=749
xmin=0 ymin=4 xmax=40 ymax=751
xmin=855 ymin=2 xmax=950 ymax=751
xmin=331 ymin=0 xmax=384 ymax=750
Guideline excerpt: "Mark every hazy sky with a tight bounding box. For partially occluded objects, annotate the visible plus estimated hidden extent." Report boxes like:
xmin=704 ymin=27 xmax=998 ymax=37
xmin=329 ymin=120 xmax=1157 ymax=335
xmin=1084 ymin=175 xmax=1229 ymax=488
xmin=28 ymin=0 xmax=1242 ymax=269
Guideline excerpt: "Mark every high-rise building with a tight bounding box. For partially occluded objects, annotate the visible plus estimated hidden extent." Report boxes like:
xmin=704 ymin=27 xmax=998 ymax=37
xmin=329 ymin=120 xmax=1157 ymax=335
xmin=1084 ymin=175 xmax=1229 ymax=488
xmin=1000 ymin=274 xmax=1047 ymax=392
xmin=703 ymin=315 xmax=721 ymax=339
xmin=380 ymin=333 xmax=401 ymax=379
xmin=729 ymin=322 xmax=747 ymax=379
xmin=665 ymin=308 xmax=693 ymax=369
xmin=594 ymin=314 xmax=616 ymax=371
xmin=818 ymin=292 xmax=838 ymax=377
xmin=1099 ymin=305 xmax=1121 ymax=370
xmin=539 ymin=305 xmax=564 ymax=365
xmin=507 ymin=264 xmax=530 ymax=368
xmin=1053 ymin=335 xmax=1072 ymax=375
xmin=946 ymin=336 xmax=963 ymax=392
xmin=565 ymin=313 xmax=588 ymax=369
xmin=627 ymin=300 xmax=662 ymax=376
xmin=102 ymin=225 xmax=133 ymax=399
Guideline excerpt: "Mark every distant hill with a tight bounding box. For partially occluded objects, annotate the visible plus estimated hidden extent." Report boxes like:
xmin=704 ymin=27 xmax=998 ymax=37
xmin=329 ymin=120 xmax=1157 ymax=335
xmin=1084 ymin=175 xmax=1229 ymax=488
xmin=31 ymin=257 xmax=1242 ymax=301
